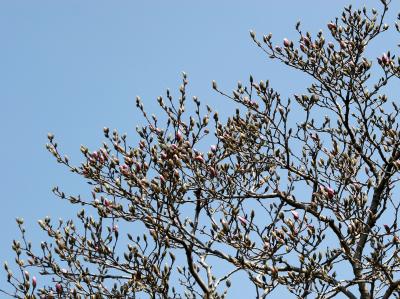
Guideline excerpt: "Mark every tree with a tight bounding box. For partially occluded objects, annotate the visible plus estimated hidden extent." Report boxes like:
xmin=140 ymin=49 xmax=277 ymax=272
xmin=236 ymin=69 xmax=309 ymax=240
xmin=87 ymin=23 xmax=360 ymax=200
xmin=2 ymin=1 xmax=400 ymax=298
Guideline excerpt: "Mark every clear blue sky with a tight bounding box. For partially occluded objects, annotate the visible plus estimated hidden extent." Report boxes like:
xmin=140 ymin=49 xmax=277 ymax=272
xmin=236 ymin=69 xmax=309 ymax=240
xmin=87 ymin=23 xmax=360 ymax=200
xmin=1 ymin=1 xmax=399 ymax=297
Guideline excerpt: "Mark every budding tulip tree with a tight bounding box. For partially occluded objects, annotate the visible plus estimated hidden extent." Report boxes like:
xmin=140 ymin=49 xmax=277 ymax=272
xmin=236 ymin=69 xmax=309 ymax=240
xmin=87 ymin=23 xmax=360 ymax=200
xmin=3 ymin=2 xmax=400 ymax=299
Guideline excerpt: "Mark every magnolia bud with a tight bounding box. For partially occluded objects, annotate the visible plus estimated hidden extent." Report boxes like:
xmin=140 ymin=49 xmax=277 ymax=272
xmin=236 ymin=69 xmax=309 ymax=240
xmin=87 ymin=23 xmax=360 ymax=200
xmin=327 ymin=22 xmax=337 ymax=31
xmin=237 ymin=216 xmax=247 ymax=225
xmin=32 ymin=276 xmax=37 ymax=289
xmin=283 ymin=38 xmax=291 ymax=47
xmin=291 ymin=210 xmax=299 ymax=221
xmin=56 ymin=283 xmax=63 ymax=294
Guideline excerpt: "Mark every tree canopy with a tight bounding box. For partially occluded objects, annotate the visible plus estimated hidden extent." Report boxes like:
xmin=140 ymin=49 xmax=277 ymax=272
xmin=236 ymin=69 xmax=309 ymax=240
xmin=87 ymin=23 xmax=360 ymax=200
xmin=3 ymin=1 xmax=400 ymax=298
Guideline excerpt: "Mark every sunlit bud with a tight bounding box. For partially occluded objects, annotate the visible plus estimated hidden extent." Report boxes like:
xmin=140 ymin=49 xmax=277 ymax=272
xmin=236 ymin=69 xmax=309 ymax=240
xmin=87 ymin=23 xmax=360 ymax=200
xmin=113 ymin=225 xmax=119 ymax=232
xmin=291 ymin=210 xmax=299 ymax=221
xmin=327 ymin=22 xmax=337 ymax=31
xmin=238 ymin=216 xmax=247 ymax=225
xmin=159 ymin=175 xmax=165 ymax=183
xmin=340 ymin=40 xmax=347 ymax=49
xmin=24 ymin=271 xmax=29 ymax=280
xmin=32 ymin=276 xmax=37 ymax=289
xmin=195 ymin=155 xmax=205 ymax=164
xmin=325 ymin=187 xmax=335 ymax=199
xmin=283 ymin=38 xmax=291 ymax=47
xmin=119 ymin=164 xmax=130 ymax=175
xmin=208 ymin=167 xmax=217 ymax=177
xmin=47 ymin=133 xmax=54 ymax=142
xmin=56 ymin=283 xmax=63 ymax=294
xmin=210 ymin=145 xmax=217 ymax=153
xmin=176 ymin=131 xmax=183 ymax=142
xmin=301 ymin=36 xmax=310 ymax=47
xmin=249 ymin=30 xmax=256 ymax=39
xmin=381 ymin=53 xmax=390 ymax=65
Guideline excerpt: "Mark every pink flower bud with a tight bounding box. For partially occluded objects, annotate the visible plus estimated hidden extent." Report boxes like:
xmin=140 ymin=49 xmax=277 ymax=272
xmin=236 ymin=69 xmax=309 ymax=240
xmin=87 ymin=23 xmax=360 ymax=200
xmin=208 ymin=166 xmax=217 ymax=178
xmin=291 ymin=210 xmax=299 ymax=221
xmin=381 ymin=53 xmax=389 ymax=65
xmin=195 ymin=155 xmax=205 ymax=164
xmin=32 ymin=276 xmax=37 ymax=288
xmin=327 ymin=22 xmax=337 ymax=31
xmin=171 ymin=143 xmax=178 ymax=151
xmin=113 ymin=225 xmax=119 ymax=232
xmin=340 ymin=40 xmax=347 ymax=49
xmin=210 ymin=145 xmax=217 ymax=153
xmin=119 ymin=164 xmax=130 ymax=175
xmin=237 ymin=216 xmax=247 ymax=225
xmin=55 ymin=283 xmax=63 ymax=294
xmin=283 ymin=38 xmax=291 ymax=47
xmin=325 ymin=187 xmax=335 ymax=199
xmin=104 ymin=199 xmax=111 ymax=207
xmin=301 ymin=36 xmax=310 ymax=47
xmin=159 ymin=175 xmax=165 ymax=183
xmin=176 ymin=131 xmax=183 ymax=142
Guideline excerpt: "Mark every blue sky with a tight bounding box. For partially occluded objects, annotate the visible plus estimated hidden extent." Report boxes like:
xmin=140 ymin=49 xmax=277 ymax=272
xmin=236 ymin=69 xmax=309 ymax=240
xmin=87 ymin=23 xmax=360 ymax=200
xmin=1 ymin=1 xmax=399 ymax=297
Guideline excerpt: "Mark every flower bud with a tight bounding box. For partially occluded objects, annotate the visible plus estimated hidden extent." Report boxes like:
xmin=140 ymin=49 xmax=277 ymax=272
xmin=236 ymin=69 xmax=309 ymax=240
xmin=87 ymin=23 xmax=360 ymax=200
xmin=291 ymin=210 xmax=299 ymax=221
xmin=56 ymin=283 xmax=63 ymax=295
xmin=32 ymin=276 xmax=37 ymax=289
xmin=283 ymin=38 xmax=291 ymax=47
xmin=237 ymin=216 xmax=247 ymax=225
xmin=327 ymin=22 xmax=337 ymax=31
